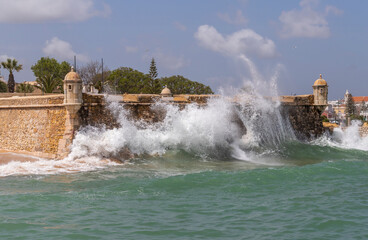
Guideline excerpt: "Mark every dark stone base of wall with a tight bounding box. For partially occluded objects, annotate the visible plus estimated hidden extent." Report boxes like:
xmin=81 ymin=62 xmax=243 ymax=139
xmin=79 ymin=94 xmax=326 ymax=141
xmin=281 ymin=105 xmax=325 ymax=140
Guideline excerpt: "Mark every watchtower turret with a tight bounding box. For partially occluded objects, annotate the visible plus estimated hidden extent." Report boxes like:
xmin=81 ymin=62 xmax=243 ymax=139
xmin=313 ymin=74 xmax=328 ymax=106
xmin=63 ymin=66 xmax=82 ymax=104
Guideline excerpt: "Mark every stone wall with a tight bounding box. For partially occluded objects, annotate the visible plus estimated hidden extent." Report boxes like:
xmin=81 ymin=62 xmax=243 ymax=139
xmin=0 ymin=92 xmax=328 ymax=159
xmin=281 ymin=105 xmax=324 ymax=139
xmin=80 ymin=93 xmax=326 ymax=140
xmin=79 ymin=94 xmax=217 ymax=128
xmin=359 ymin=125 xmax=368 ymax=137
xmin=0 ymin=95 xmax=72 ymax=159
xmin=278 ymin=94 xmax=325 ymax=139
xmin=0 ymin=93 xmax=61 ymax=98
xmin=0 ymin=94 xmax=64 ymax=106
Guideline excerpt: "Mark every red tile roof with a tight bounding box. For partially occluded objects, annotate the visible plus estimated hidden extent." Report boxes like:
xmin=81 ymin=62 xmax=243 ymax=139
xmin=352 ymin=96 xmax=368 ymax=103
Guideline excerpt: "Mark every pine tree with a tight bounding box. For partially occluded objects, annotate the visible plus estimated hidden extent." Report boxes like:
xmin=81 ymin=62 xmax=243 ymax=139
xmin=345 ymin=92 xmax=355 ymax=117
xmin=149 ymin=58 xmax=158 ymax=80
xmin=148 ymin=58 xmax=160 ymax=93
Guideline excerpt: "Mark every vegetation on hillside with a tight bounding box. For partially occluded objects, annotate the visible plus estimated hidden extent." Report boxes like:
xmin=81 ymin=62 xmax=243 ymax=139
xmin=1 ymin=57 xmax=214 ymax=95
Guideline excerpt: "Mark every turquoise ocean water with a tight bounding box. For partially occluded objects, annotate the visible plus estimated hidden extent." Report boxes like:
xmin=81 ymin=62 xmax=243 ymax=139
xmin=1 ymin=144 xmax=367 ymax=240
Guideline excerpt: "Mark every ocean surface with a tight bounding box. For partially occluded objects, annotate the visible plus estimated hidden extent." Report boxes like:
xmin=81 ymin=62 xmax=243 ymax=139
xmin=1 ymin=98 xmax=368 ymax=239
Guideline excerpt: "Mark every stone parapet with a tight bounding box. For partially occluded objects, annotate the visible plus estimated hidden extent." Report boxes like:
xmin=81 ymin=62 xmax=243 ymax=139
xmin=121 ymin=93 xmax=218 ymax=104
xmin=0 ymin=93 xmax=61 ymax=98
xmin=0 ymin=94 xmax=64 ymax=106
xmin=279 ymin=95 xmax=314 ymax=105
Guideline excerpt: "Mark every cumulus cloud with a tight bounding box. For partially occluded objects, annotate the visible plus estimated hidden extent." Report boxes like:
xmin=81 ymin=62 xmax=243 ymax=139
xmin=194 ymin=25 xmax=277 ymax=59
xmin=144 ymin=49 xmax=189 ymax=70
xmin=218 ymin=10 xmax=248 ymax=26
xmin=278 ymin=0 xmax=343 ymax=39
xmin=0 ymin=0 xmax=111 ymax=23
xmin=43 ymin=37 xmax=89 ymax=62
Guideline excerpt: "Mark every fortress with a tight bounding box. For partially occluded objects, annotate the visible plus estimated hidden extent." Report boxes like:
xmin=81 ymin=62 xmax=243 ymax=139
xmin=0 ymin=69 xmax=329 ymax=159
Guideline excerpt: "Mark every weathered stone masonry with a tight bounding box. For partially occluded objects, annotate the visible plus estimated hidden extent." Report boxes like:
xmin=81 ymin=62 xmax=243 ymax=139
xmin=0 ymin=95 xmax=68 ymax=158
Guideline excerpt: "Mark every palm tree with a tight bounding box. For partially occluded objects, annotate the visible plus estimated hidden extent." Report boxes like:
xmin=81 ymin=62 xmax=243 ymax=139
xmin=35 ymin=74 xmax=62 ymax=93
xmin=16 ymin=83 xmax=34 ymax=95
xmin=1 ymin=58 xmax=23 ymax=93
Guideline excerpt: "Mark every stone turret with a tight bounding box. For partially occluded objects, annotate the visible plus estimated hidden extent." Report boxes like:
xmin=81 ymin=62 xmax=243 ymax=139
xmin=58 ymin=67 xmax=83 ymax=158
xmin=63 ymin=66 xmax=82 ymax=104
xmin=313 ymin=74 xmax=328 ymax=106
xmin=161 ymin=86 xmax=172 ymax=97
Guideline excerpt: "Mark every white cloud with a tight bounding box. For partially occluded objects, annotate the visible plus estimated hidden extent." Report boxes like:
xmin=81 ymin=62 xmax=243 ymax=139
xmin=145 ymin=49 xmax=189 ymax=70
xmin=0 ymin=55 xmax=14 ymax=62
xmin=194 ymin=25 xmax=277 ymax=59
xmin=43 ymin=37 xmax=89 ymax=62
xmin=0 ymin=0 xmax=111 ymax=23
xmin=125 ymin=46 xmax=139 ymax=53
xmin=278 ymin=0 xmax=343 ymax=39
xmin=325 ymin=5 xmax=343 ymax=16
xmin=218 ymin=10 xmax=248 ymax=26
xmin=173 ymin=21 xmax=187 ymax=31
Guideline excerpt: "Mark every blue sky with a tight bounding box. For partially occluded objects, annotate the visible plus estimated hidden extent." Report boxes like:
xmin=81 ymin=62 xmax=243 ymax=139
xmin=0 ymin=0 xmax=367 ymax=99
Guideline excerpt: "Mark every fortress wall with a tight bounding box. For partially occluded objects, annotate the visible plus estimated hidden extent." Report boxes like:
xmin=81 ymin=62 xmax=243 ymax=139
xmin=81 ymin=94 xmax=325 ymax=141
xmin=0 ymin=94 xmax=64 ymax=106
xmin=0 ymin=93 xmax=327 ymax=159
xmin=79 ymin=94 xmax=212 ymax=128
xmin=282 ymin=105 xmax=324 ymax=139
xmin=0 ymin=95 xmax=70 ymax=159
xmin=360 ymin=125 xmax=368 ymax=137
xmin=279 ymin=95 xmax=325 ymax=139
xmin=0 ymin=93 xmax=61 ymax=98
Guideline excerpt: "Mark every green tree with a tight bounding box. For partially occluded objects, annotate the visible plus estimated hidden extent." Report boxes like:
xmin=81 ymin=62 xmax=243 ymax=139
xmin=35 ymin=74 xmax=62 ymax=93
xmin=147 ymin=58 xmax=160 ymax=93
xmin=31 ymin=57 xmax=70 ymax=79
xmin=361 ymin=101 xmax=367 ymax=112
xmin=0 ymin=80 xmax=7 ymax=92
xmin=159 ymin=75 xmax=214 ymax=94
xmin=107 ymin=67 xmax=150 ymax=94
xmin=1 ymin=58 xmax=23 ymax=93
xmin=31 ymin=57 xmax=71 ymax=93
xmin=345 ymin=92 xmax=355 ymax=117
xmin=149 ymin=58 xmax=158 ymax=79
xmin=321 ymin=115 xmax=329 ymax=122
xmin=59 ymin=61 xmax=72 ymax=80
xmin=16 ymin=83 xmax=34 ymax=93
